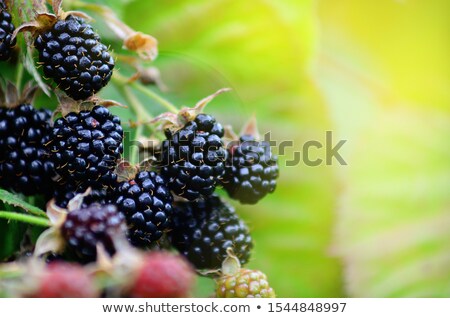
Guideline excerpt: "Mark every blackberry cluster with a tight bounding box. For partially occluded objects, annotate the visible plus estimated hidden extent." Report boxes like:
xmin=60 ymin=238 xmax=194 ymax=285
xmin=34 ymin=15 xmax=114 ymax=100
xmin=0 ymin=0 xmax=16 ymax=61
xmin=223 ymin=134 xmax=278 ymax=204
xmin=0 ymin=105 xmax=56 ymax=196
xmin=49 ymin=105 xmax=123 ymax=192
xmin=61 ymin=204 xmax=126 ymax=261
xmin=169 ymin=195 xmax=253 ymax=270
xmin=158 ymin=114 xmax=227 ymax=201
xmin=113 ymin=171 xmax=173 ymax=246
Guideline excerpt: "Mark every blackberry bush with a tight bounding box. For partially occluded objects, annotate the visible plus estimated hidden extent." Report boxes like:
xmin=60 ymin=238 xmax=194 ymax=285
xmin=113 ymin=170 xmax=173 ymax=247
xmin=223 ymin=134 xmax=278 ymax=204
xmin=0 ymin=0 xmax=280 ymax=299
xmin=48 ymin=105 xmax=123 ymax=191
xmin=34 ymin=15 xmax=114 ymax=100
xmin=169 ymin=195 xmax=253 ymax=270
xmin=157 ymin=113 xmax=227 ymax=201
xmin=0 ymin=0 xmax=16 ymax=61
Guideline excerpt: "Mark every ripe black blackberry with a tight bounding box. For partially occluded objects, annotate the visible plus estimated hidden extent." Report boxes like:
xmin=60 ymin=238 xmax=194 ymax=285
xmin=54 ymin=184 xmax=109 ymax=209
xmin=222 ymin=134 xmax=278 ymax=204
xmin=61 ymin=204 xmax=126 ymax=261
xmin=49 ymin=105 xmax=123 ymax=191
xmin=157 ymin=113 xmax=227 ymax=201
xmin=113 ymin=170 xmax=173 ymax=247
xmin=0 ymin=0 xmax=16 ymax=61
xmin=34 ymin=15 xmax=114 ymax=100
xmin=0 ymin=104 xmax=56 ymax=196
xmin=169 ymin=195 xmax=253 ymax=270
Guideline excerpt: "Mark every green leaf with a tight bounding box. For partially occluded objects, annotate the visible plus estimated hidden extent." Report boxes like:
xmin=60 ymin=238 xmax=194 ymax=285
xmin=0 ymin=189 xmax=47 ymax=218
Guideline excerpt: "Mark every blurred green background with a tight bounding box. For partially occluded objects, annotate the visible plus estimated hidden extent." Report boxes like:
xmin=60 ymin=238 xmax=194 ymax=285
xmin=89 ymin=0 xmax=449 ymax=296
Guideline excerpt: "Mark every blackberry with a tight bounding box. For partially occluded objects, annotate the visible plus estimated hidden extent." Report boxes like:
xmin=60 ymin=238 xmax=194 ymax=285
xmin=0 ymin=104 xmax=56 ymax=196
xmin=216 ymin=268 xmax=276 ymax=298
xmin=34 ymin=15 xmax=114 ymax=100
xmin=222 ymin=134 xmax=278 ymax=204
xmin=49 ymin=105 xmax=123 ymax=191
xmin=113 ymin=170 xmax=173 ymax=247
xmin=61 ymin=204 xmax=126 ymax=261
xmin=157 ymin=113 xmax=227 ymax=201
xmin=169 ymin=195 xmax=253 ymax=270
xmin=54 ymin=184 xmax=109 ymax=209
xmin=0 ymin=0 xmax=16 ymax=61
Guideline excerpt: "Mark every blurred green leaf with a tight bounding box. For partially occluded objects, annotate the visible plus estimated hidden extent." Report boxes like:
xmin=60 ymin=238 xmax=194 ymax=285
xmin=0 ymin=189 xmax=47 ymax=217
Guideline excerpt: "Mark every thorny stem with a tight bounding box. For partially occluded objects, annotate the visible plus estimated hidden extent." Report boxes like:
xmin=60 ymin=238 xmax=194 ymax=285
xmin=0 ymin=211 xmax=51 ymax=227
xmin=112 ymin=72 xmax=179 ymax=113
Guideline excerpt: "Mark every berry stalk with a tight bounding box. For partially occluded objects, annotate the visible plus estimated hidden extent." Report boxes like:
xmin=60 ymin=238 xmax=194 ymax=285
xmin=112 ymin=71 xmax=178 ymax=113
xmin=0 ymin=211 xmax=50 ymax=227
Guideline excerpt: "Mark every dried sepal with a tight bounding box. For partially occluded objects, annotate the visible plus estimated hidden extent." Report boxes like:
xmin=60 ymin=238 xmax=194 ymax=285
xmin=0 ymin=81 xmax=41 ymax=108
xmin=123 ymin=32 xmax=158 ymax=61
xmin=66 ymin=187 xmax=93 ymax=211
xmin=115 ymin=161 xmax=139 ymax=183
xmin=178 ymin=88 xmax=231 ymax=124
xmin=240 ymin=115 xmax=260 ymax=140
xmin=221 ymin=247 xmax=242 ymax=276
xmin=151 ymin=111 xmax=180 ymax=131
xmin=46 ymin=198 xmax=68 ymax=226
xmin=33 ymin=227 xmax=65 ymax=257
xmin=54 ymin=90 xmax=80 ymax=116
xmin=223 ymin=125 xmax=239 ymax=145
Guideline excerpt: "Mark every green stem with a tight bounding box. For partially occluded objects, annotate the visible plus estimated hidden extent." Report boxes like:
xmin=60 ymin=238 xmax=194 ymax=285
xmin=130 ymin=124 xmax=143 ymax=165
xmin=112 ymin=72 xmax=179 ymax=113
xmin=0 ymin=211 xmax=51 ymax=228
xmin=15 ymin=62 xmax=24 ymax=92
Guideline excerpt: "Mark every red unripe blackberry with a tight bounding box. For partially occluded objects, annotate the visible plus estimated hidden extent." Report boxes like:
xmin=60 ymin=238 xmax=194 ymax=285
xmin=34 ymin=15 xmax=114 ymax=100
xmin=169 ymin=195 xmax=253 ymax=270
xmin=49 ymin=105 xmax=123 ymax=191
xmin=129 ymin=252 xmax=196 ymax=298
xmin=113 ymin=171 xmax=173 ymax=247
xmin=157 ymin=113 xmax=227 ymax=201
xmin=61 ymin=204 xmax=126 ymax=261
xmin=0 ymin=104 xmax=56 ymax=196
xmin=223 ymin=134 xmax=278 ymax=204
xmin=0 ymin=0 xmax=16 ymax=61
xmin=27 ymin=262 xmax=99 ymax=298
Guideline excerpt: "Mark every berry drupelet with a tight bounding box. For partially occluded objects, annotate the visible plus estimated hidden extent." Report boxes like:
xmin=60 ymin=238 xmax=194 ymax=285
xmin=113 ymin=170 xmax=173 ymax=247
xmin=0 ymin=0 xmax=16 ymax=61
xmin=34 ymin=15 xmax=114 ymax=100
xmin=0 ymin=104 xmax=56 ymax=196
xmin=169 ymin=195 xmax=253 ymax=270
xmin=61 ymin=204 xmax=126 ymax=261
xmin=157 ymin=113 xmax=227 ymax=201
xmin=49 ymin=105 xmax=123 ymax=191
xmin=222 ymin=134 xmax=278 ymax=204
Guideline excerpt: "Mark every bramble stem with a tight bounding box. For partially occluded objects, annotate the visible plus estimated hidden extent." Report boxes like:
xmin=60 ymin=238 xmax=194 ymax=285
xmin=130 ymin=124 xmax=143 ymax=165
xmin=15 ymin=62 xmax=24 ymax=92
xmin=0 ymin=211 xmax=50 ymax=227
xmin=112 ymin=72 xmax=179 ymax=113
